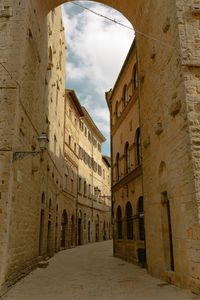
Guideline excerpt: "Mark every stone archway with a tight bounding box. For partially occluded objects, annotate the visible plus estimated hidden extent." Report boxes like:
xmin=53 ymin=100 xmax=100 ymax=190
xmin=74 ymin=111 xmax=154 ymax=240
xmin=0 ymin=0 xmax=200 ymax=293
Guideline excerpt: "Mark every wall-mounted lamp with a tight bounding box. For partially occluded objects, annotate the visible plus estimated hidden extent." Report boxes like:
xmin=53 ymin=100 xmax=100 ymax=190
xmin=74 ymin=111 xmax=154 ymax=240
xmin=13 ymin=133 xmax=49 ymax=161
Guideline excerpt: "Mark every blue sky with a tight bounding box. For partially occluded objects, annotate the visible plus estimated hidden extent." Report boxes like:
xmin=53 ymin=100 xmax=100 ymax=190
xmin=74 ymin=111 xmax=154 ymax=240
xmin=61 ymin=1 xmax=134 ymax=155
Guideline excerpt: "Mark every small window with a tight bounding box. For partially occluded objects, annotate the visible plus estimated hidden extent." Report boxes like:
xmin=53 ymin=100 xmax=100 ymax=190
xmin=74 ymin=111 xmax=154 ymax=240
xmin=98 ymin=143 xmax=101 ymax=152
xmin=71 ymin=178 xmax=74 ymax=193
xmin=135 ymin=128 xmax=141 ymax=166
xmin=78 ymin=177 xmax=82 ymax=193
xmin=116 ymin=153 xmax=120 ymax=181
xmin=65 ymin=174 xmax=68 ymax=190
xmin=125 ymin=142 xmax=130 ymax=174
xmin=124 ymin=84 xmax=129 ymax=105
xmin=84 ymin=180 xmax=87 ymax=196
xmin=133 ymin=64 xmax=138 ymax=90
xmin=69 ymin=135 xmax=71 ymax=147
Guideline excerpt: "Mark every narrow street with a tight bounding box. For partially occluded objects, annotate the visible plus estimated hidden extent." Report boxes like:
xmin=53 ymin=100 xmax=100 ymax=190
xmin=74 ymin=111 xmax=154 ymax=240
xmin=3 ymin=241 xmax=199 ymax=300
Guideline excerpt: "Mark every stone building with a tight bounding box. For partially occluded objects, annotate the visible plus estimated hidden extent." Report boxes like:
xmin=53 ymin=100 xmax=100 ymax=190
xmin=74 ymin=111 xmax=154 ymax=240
xmin=106 ymin=41 xmax=145 ymax=265
xmin=0 ymin=7 xmax=111 ymax=293
xmin=1 ymin=0 xmax=200 ymax=295
xmin=64 ymin=89 xmax=112 ymax=246
xmin=0 ymin=7 xmax=67 ymax=291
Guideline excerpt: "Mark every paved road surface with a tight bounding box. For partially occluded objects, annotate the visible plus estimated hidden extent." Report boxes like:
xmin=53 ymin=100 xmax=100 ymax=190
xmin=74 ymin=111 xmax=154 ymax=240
xmin=3 ymin=241 xmax=200 ymax=300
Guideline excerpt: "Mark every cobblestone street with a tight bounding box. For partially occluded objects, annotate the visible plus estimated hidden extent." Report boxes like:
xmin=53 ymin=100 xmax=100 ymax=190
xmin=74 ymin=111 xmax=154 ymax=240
xmin=3 ymin=241 xmax=200 ymax=300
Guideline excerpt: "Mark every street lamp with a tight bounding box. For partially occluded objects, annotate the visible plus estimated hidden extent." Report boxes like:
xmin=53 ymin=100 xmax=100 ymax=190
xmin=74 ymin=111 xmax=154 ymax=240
xmin=13 ymin=132 xmax=49 ymax=161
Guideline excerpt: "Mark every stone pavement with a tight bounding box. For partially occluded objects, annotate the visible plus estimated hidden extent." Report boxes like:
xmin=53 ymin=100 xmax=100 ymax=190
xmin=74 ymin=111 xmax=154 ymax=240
xmin=2 ymin=241 xmax=200 ymax=300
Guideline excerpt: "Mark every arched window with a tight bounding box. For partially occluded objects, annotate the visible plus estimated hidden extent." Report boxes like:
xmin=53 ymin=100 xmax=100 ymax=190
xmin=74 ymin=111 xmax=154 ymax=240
xmin=137 ymin=197 xmax=145 ymax=241
xmin=133 ymin=63 xmax=138 ymax=90
xmin=135 ymin=128 xmax=141 ymax=166
xmin=116 ymin=153 xmax=120 ymax=181
xmin=126 ymin=202 xmax=133 ymax=240
xmin=117 ymin=206 xmax=123 ymax=239
xmin=124 ymin=142 xmax=130 ymax=174
xmin=124 ymin=84 xmax=129 ymax=106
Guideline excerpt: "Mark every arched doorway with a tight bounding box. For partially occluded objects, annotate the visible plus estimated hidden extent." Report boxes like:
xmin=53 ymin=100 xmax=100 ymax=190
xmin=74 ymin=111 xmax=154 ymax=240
xmin=60 ymin=210 xmax=68 ymax=249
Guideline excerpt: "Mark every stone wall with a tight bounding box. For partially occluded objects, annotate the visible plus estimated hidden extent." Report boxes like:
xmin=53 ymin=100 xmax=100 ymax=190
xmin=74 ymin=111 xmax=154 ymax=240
xmin=1 ymin=0 xmax=200 ymax=294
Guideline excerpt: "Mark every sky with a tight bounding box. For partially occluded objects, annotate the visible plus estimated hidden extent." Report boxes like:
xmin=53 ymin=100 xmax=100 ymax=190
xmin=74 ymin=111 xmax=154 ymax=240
xmin=61 ymin=1 xmax=134 ymax=155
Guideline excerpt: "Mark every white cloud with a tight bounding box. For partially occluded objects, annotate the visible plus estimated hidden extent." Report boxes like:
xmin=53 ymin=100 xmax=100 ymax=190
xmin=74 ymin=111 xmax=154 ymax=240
xmin=61 ymin=2 xmax=134 ymax=154
xmin=62 ymin=2 xmax=134 ymax=94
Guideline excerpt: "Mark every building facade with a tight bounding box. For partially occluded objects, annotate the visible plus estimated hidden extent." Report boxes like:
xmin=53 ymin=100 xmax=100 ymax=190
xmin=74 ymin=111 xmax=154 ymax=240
xmin=107 ymin=42 xmax=145 ymax=266
xmin=0 ymin=8 xmax=111 ymax=293
xmin=64 ymin=89 xmax=112 ymax=247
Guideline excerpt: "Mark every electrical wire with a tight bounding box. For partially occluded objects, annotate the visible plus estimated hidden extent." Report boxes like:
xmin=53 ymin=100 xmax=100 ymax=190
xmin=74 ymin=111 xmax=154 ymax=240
xmin=71 ymin=1 xmax=179 ymax=50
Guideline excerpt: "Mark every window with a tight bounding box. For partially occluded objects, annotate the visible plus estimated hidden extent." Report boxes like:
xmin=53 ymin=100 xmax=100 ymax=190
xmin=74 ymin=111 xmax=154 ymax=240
xmin=71 ymin=178 xmax=74 ymax=193
xmin=79 ymin=120 xmax=84 ymax=131
xmin=133 ymin=63 xmax=138 ymax=90
xmin=84 ymin=180 xmax=87 ymax=196
xmin=98 ymin=164 xmax=102 ymax=176
xmin=65 ymin=174 xmax=68 ymax=190
xmin=126 ymin=202 xmax=133 ymax=240
xmin=93 ymin=137 xmax=97 ymax=148
xmin=41 ymin=192 xmax=45 ymax=204
xmin=124 ymin=142 xmax=130 ymax=174
xmin=135 ymin=128 xmax=141 ymax=166
xmin=84 ymin=126 xmax=87 ymax=137
xmin=71 ymin=171 xmax=74 ymax=193
xmin=88 ymin=131 xmax=91 ymax=142
xmin=117 ymin=206 xmax=123 ymax=239
xmin=116 ymin=153 xmax=120 ymax=181
xmin=88 ymin=184 xmax=91 ymax=197
xmin=124 ymin=84 xmax=129 ymax=105
xmin=115 ymin=101 xmax=119 ymax=120
xmin=78 ymin=177 xmax=82 ymax=193
xmin=103 ymin=169 xmax=105 ymax=179
xmin=74 ymin=143 xmax=76 ymax=153
xmin=69 ymin=135 xmax=71 ymax=147
xmin=69 ymin=109 xmax=72 ymax=120
xmin=98 ymin=143 xmax=101 ymax=152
